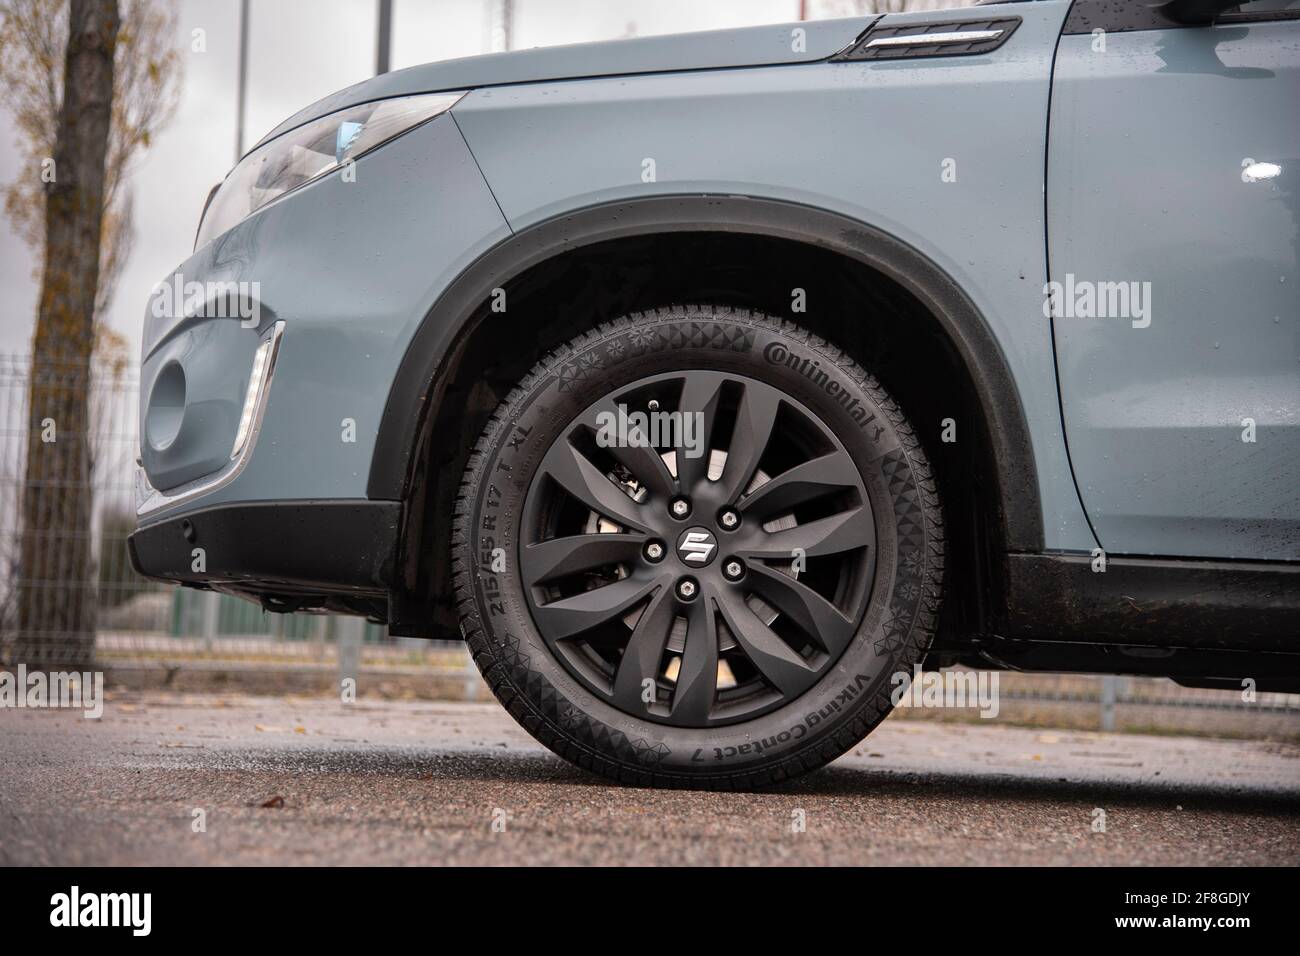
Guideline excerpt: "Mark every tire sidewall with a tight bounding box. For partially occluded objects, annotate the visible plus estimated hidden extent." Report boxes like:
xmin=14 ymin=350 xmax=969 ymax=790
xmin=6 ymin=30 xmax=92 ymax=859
xmin=464 ymin=310 xmax=937 ymax=777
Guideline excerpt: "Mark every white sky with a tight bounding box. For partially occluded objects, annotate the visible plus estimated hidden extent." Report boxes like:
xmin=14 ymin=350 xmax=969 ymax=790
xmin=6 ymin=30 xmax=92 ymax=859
xmin=0 ymin=0 xmax=817 ymax=358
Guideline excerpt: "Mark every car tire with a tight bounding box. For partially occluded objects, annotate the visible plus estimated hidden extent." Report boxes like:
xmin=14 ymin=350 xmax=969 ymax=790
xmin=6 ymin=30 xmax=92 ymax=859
xmin=453 ymin=306 xmax=944 ymax=789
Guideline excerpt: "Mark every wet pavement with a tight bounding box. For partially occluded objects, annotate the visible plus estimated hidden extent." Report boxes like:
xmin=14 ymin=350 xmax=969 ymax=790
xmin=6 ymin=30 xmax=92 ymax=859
xmin=1 ymin=692 xmax=1296 ymax=865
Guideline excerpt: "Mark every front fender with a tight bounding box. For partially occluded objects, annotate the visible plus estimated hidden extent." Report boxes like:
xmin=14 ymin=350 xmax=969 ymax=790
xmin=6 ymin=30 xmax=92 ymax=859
xmin=368 ymin=195 xmax=1047 ymax=554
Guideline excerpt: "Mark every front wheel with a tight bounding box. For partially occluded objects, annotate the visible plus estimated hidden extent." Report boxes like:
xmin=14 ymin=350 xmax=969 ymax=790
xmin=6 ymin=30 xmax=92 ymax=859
xmin=453 ymin=306 xmax=943 ymax=788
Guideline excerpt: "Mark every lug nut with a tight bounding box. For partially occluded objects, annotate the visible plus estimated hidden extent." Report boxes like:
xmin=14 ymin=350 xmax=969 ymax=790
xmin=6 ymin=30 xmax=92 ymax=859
xmin=676 ymin=578 xmax=698 ymax=600
xmin=723 ymin=559 xmax=744 ymax=581
xmin=669 ymin=497 xmax=691 ymax=519
xmin=719 ymin=509 xmax=740 ymax=530
xmin=644 ymin=541 xmax=665 ymax=562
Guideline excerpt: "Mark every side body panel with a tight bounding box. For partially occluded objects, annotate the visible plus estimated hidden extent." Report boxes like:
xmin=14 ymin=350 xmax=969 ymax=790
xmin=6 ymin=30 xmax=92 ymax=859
xmin=452 ymin=0 xmax=1094 ymax=551
xmin=1048 ymin=20 xmax=1300 ymax=560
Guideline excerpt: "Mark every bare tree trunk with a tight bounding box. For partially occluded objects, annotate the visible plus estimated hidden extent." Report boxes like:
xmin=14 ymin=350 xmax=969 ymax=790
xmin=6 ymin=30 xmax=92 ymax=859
xmin=13 ymin=0 xmax=120 ymax=669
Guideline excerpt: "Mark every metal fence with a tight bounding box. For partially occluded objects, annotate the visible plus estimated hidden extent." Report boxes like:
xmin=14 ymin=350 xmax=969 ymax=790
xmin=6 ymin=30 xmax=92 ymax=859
xmin=0 ymin=354 xmax=1295 ymax=735
xmin=0 ymin=353 xmax=468 ymax=682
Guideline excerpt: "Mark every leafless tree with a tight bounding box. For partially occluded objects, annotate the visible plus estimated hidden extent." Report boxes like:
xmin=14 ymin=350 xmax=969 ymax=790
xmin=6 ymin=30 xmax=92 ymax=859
xmin=0 ymin=0 xmax=179 ymax=665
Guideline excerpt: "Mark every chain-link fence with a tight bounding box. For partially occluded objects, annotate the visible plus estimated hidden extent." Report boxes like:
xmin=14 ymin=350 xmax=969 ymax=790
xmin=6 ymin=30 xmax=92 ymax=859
xmin=0 ymin=354 xmax=1296 ymax=734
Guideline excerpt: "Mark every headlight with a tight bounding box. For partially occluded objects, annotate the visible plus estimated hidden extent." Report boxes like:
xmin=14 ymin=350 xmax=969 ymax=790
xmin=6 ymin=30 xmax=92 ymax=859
xmin=195 ymin=91 xmax=466 ymax=249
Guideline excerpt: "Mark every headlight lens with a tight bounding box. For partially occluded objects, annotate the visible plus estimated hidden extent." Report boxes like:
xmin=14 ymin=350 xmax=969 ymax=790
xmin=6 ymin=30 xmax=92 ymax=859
xmin=195 ymin=91 xmax=465 ymax=249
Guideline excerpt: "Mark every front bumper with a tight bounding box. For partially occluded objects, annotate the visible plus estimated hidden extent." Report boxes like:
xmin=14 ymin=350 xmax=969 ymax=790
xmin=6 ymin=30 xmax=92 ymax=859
xmin=128 ymin=500 xmax=401 ymax=613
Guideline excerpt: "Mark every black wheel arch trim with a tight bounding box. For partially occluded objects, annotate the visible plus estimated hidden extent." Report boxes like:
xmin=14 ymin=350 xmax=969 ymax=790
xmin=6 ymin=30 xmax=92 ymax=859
xmin=368 ymin=195 xmax=1044 ymax=553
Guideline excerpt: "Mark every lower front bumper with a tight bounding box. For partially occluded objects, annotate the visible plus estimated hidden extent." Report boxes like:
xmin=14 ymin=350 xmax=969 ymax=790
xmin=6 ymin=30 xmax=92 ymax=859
xmin=128 ymin=500 xmax=401 ymax=613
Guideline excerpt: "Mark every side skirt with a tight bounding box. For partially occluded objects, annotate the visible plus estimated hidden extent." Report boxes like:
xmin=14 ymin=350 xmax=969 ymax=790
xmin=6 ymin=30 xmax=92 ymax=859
xmin=938 ymin=553 xmax=1300 ymax=690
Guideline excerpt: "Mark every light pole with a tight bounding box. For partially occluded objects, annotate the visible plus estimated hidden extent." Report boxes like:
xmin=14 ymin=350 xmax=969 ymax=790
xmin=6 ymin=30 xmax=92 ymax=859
xmin=235 ymin=0 xmax=249 ymax=163
xmin=376 ymin=0 xmax=392 ymax=75
xmin=489 ymin=0 xmax=514 ymax=53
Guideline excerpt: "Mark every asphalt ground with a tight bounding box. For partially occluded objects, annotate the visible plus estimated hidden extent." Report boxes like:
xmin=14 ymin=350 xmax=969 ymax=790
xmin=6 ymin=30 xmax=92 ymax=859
xmin=1 ymin=691 xmax=1296 ymax=866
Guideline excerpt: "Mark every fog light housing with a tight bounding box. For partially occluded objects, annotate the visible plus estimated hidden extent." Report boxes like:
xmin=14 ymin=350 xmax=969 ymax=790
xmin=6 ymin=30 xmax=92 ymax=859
xmin=136 ymin=321 xmax=284 ymax=519
xmin=144 ymin=360 xmax=187 ymax=452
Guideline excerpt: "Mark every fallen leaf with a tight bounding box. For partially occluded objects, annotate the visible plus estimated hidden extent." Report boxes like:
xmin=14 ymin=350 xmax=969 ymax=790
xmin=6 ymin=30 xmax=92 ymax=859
xmin=260 ymin=795 xmax=285 ymax=809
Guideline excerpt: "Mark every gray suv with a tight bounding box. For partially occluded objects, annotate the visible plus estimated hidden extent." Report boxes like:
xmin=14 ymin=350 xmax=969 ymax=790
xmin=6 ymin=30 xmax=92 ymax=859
xmin=130 ymin=0 xmax=1300 ymax=787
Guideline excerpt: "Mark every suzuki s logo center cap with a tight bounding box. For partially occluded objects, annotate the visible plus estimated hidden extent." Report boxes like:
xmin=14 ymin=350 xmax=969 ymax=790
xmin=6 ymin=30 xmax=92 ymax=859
xmin=676 ymin=527 xmax=718 ymax=566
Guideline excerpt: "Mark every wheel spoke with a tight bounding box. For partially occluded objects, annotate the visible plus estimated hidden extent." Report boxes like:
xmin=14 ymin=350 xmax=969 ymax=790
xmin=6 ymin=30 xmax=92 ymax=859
xmin=674 ymin=373 xmax=724 ymax=490
xmin=739 ymin=451 xmax=861 ymax=520
xmin=717 ymin=383 xmax=781 ymax=503
xmin=520 ymin=533 xmax=647 ymax=587
xmin=742 ymin=506 xmax=873 ymax=561
xmin=540 ymin=439 xmax=650 ymax=532
xmin=715 ymin=592 xmax=818 ymax=696
xmin=611 ymin=585 xmax=677 ymax=712
xmin=743 ymin=564 xmax=855 ymax=656
xmin=532 ymin=574 xmax=666 ymax=642
xmin=670 ymin=594 xmax=719 ymax=724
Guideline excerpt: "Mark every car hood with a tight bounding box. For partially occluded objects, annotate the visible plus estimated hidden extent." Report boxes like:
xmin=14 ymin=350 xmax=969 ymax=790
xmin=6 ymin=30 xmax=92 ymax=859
xmin=254 ymin=16 xmax=873 ymax=151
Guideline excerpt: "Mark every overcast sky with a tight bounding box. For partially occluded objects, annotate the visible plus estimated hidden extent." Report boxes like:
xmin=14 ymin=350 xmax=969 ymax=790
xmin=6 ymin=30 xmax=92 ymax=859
xmin=0 ymin=0 xmax=833 ymax=359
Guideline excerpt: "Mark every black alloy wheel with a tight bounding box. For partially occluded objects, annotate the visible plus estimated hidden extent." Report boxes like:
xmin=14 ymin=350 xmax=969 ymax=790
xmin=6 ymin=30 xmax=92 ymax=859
xmin=519 ymin=369 xmax=876 ymax=728
xmin=455 ymin=306 xmax=944 ymax=788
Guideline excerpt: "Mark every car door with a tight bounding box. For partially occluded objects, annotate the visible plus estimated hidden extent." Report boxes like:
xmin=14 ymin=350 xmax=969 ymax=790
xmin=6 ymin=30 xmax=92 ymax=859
xmin=1047 ymin=0 xmax=1300 ymax=560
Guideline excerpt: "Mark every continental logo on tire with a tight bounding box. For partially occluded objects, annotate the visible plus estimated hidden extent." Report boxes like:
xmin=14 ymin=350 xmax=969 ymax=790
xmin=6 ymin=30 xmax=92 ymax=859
xmin=763 ymin=342 xmax=877 ymax=431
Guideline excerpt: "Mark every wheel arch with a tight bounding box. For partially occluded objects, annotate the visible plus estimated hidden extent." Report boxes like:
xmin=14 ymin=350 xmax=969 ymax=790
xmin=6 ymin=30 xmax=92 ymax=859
xmin=371 ymin=196 xmax=1043 ymax=634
